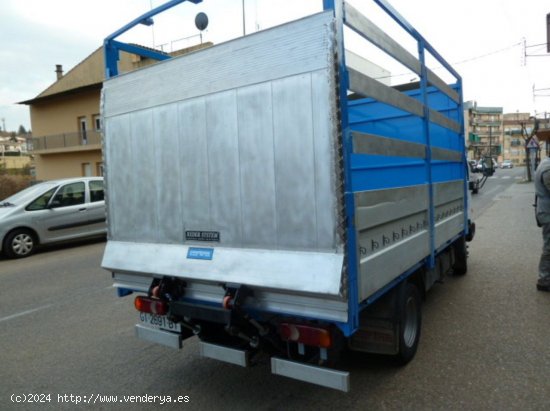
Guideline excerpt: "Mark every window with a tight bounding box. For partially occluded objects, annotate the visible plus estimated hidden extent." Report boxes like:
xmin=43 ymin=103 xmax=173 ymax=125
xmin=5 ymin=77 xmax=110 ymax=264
xmin=90 ymin=180 xmax=104 ymax=202
xmin=82 ymin=162 xmax=92 ymax=177
xmin=51 ymin=182 xmax=85 ymax=208
xmin=26 ymin=188 xmax=57 ymax=211
xmin=79 ymin=116 xmax=88 ymax=144
xmin=96 ymin=162 xmax=104 ymax=176
xmin=93 ymin=114 xmax=101 ymax=131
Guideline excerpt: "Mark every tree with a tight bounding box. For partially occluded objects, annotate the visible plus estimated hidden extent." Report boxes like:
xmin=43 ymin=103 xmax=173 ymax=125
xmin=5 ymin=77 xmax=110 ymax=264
xmin=521 ymin=117 xmax=540 ymax=182
xmin=17 ymin=125 xmax=27 ymax=135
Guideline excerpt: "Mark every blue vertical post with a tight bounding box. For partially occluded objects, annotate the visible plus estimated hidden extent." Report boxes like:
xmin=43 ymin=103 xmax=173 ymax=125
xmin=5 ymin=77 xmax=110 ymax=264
xmin=322 ymin=0 xmax=335 ymax=9
xmin=457 ymin=80 xmax=469 ymax=235
xmin=418 ymin=40 xmax=436 ymax=269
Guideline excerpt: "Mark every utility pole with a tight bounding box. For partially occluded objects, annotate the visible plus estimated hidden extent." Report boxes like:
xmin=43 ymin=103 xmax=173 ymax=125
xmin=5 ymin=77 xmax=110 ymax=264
xmin=242 ymin=0 xmax=246 ymax=36
xmin=489 ymin=126 xmax=493 ymax=163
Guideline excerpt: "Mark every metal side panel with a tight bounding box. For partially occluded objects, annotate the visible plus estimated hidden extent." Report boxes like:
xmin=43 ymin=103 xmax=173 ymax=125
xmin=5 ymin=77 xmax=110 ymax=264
xmin=102 ymin=10 xmax=344 ymax=254
xmin=355 ymin=185 xmax=430 ymax=300
xmin=433 ymin=180 xmax=466 ymax=248
xmin=355 ymin=181 xmax=465 ymax=300
xmin=104 ymin=241 xmax=344 ymax=296
xmin=359 ymin=230 xmax=430 ymax=300
xmin=103 ymin=12 xmax=336 ymax=117
xmin=271 ymin=358 xmax=350 ymax=392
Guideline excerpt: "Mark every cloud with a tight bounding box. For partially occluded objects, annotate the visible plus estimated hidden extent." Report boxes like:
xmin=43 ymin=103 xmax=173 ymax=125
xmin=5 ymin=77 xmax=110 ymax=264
xmin=2 ymin=0 xmax=549 ymax=132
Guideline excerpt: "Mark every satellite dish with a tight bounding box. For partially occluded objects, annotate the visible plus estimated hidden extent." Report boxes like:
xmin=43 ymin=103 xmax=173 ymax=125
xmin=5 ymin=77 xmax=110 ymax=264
xmin=195 ymin=12 xmax=208 ymax=31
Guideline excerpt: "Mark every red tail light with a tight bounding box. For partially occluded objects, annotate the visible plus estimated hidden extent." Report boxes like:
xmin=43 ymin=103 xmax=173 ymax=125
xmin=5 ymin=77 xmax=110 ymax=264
xmin=134 ymin=296 xmax=168 ymax=315
xmin=279 ymin=323 xmax=333 ymax=348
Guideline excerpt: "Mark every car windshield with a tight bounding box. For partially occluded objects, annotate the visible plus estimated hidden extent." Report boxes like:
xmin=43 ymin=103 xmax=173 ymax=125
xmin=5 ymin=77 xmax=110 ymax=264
xmin=1 ymin=182 xmax=58 ymax=206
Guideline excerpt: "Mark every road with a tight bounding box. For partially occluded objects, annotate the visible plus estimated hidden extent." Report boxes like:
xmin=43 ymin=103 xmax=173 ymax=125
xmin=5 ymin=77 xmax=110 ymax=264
xmin=1 ymin=173 xmax=549 ymax=410
xmin=469 ymin=166 xmax=525 ymax=219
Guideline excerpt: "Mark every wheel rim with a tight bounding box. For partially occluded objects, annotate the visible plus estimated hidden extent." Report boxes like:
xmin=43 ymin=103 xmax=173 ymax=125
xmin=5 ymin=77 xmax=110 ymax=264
xmin=12 ymin=233 xmax=34 ymax=256
xmin=403 ymin=296 xmax=418 ymax=348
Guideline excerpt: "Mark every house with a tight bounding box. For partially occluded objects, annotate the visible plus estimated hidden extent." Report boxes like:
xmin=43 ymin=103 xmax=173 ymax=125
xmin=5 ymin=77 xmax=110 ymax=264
xmin=20 ymin=43 xmax=211 ymax=181
xmin=0 ymin=133 xmax=31 ymax=171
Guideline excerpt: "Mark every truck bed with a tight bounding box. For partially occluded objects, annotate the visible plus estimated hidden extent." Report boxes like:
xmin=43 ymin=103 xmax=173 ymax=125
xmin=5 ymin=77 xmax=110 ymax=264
xmin=102 ymin=4 xmax=466 ymax=330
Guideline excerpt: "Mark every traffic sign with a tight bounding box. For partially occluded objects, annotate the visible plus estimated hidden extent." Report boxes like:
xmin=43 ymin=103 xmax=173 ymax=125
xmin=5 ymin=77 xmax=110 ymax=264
xmin=526 ymin=137 xmax=539 ymax=149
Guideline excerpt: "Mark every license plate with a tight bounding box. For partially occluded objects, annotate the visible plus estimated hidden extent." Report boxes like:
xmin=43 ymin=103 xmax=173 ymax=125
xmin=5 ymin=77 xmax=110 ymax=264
xmin=138 ymin=312 xmax=181 ymax=333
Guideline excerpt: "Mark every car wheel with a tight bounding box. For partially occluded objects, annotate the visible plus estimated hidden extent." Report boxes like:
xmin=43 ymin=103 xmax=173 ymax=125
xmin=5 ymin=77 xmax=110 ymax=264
xmin=4 ymin=229 xmax=36 ymax=258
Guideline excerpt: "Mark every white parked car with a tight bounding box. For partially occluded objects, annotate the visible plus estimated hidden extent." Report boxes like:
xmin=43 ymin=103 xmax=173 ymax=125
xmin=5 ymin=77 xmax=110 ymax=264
xmin=0 ymin=177 xmax=106 ymax=258
xmin=501 ymin=160 xmax=513 ymax=169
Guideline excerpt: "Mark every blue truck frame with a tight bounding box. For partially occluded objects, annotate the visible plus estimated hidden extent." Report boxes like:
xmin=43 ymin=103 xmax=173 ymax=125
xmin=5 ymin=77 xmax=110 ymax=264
xmin=103 ymin=0 xmax=472 ymax=391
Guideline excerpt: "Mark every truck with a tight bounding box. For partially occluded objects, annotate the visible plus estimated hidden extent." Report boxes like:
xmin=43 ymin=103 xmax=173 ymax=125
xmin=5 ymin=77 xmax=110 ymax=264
xmin=101 ymin=0 xmax=475 ymax=392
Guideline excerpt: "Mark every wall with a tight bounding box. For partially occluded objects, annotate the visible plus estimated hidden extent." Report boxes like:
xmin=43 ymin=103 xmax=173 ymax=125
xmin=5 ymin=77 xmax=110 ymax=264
xmin=34 ymin=150 xmax=102 ymax=181
xmin=29 ymin=89 xmax=101 ymax=137
xmin=0 ymin=156 xmax=31 ymax=170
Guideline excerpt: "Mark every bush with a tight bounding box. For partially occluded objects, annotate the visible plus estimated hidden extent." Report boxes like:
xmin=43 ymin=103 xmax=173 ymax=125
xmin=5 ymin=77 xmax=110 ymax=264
xmin=0 ymin=175 xmax=33 ymax=199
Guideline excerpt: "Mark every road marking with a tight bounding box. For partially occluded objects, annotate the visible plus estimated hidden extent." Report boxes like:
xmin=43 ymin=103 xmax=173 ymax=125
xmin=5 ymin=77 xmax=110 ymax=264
xmin=0 ymin=304 xmax=53 ymax=323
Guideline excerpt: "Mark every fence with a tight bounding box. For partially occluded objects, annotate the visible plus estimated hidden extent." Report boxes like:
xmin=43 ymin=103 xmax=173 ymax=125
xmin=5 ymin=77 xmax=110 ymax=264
xmin=30 ymin=130 xmax=101 ymax=151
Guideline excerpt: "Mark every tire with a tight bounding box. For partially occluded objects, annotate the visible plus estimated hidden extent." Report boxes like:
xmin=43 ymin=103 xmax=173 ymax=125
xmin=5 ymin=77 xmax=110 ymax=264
xmin=394 ymin=283 xmax=422 ymax=365
xmin=452 ymin=236 xmax=468 ymax=276
xmin=3 ymin=229 xmax=36 ymax=259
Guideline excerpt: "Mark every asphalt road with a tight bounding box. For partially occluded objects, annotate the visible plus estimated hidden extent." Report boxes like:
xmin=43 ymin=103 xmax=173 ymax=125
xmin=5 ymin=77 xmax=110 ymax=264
xmin=1 ymin=175 xmax=549 ymax=410
xmin=469 ymin=166 xmax=525 ymax=219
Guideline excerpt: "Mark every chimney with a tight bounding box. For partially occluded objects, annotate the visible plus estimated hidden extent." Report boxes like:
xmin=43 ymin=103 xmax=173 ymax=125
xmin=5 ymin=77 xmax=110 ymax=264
xmin=55 ymin=64 xmax=63 ymax=80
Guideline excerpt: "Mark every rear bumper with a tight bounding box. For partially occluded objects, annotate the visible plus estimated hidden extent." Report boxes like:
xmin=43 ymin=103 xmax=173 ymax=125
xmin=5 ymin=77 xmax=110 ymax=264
xmin=113 ymin=272 xmax=348 ymax=323
xmin=134 ymin=325 xmax=349 ymax=392
xmin=198 ymin=339 xmax=350 ymax=392
xmin=270 ymin=357 xmax=349 ymax=392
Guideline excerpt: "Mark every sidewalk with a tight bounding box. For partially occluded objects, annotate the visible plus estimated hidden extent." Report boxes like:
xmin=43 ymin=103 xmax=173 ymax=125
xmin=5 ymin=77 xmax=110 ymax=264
xmin=446 ymin=179 xmax=550 ymax=408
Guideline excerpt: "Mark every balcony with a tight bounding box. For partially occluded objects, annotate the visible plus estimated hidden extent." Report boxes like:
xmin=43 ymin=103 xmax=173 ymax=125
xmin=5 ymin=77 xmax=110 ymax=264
xmin=30 ymin=130 xmax=102 ymax=154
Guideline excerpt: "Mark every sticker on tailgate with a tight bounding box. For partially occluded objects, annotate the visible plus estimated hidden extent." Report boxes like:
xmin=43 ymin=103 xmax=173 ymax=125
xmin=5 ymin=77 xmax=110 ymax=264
xmin=187 ymin=247 xmax=214 ymax=260
xmin=185 ymin=231 xmax=220 ymax=242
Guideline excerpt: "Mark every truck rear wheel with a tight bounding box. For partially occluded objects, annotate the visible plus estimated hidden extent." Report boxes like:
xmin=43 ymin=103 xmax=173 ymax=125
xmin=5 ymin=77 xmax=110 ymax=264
xmin=394 ymin=283 xmax=421 ymax=365
xmin=452 ymin=236 xmax=468 ymax=276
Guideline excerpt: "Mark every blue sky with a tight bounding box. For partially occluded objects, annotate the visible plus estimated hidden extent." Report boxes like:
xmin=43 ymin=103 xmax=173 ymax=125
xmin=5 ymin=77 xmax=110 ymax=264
xmin=1 ymin=0 xmax=549 ymax=133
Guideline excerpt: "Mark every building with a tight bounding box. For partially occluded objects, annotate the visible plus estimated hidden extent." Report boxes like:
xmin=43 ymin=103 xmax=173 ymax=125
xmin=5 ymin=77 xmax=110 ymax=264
xmin=503 ymin=112 xmax=530 ymax=166
xmin=464 ymin=101 xmax=504 ymax=163
xmin=0 ymin=133 xmax=31 ymax=172
xmin=20 ymin=43 xmax=210 ymax=181
xmin=534 ymin=114 xmax=550 ymax=157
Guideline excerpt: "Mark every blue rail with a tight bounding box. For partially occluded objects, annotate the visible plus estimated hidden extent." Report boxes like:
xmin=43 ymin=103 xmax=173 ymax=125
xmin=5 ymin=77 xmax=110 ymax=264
xmin=104 ymin=0 xmax=202 ymax=79
xmin=322 ymin=1 xmax=465 ymax=336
